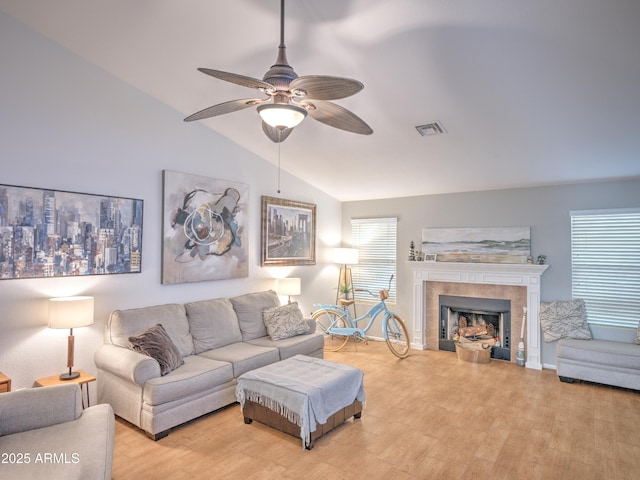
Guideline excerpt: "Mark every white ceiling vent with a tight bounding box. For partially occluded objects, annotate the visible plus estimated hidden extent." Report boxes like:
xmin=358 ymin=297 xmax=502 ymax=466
xmin=415 ymin=121 xmax=447 ymax=137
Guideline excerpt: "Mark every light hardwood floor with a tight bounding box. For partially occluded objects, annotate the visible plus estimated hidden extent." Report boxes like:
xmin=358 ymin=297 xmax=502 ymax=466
xmin=112 ymin=341 xmax=640 ymax=479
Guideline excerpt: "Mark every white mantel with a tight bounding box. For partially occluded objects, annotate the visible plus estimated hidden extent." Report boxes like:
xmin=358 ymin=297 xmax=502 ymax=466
xmin=410 ymin=262 xmax=549 ymax=369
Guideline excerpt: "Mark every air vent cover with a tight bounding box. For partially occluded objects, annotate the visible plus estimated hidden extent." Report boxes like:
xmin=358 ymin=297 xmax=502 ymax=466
xmin=415 ymin=122 xmax=447 ymax=136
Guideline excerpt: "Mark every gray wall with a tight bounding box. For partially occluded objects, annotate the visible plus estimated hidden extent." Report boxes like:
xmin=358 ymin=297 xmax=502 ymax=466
xmin=342 ymin=179 xmax=640 ymax=366
xmin=0 ymin=13 xmax=341 ymax=390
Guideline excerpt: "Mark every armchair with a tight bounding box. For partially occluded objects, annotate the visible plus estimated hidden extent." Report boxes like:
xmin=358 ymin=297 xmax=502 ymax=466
xmin=0 ymin=383 xmax=114 ymax=479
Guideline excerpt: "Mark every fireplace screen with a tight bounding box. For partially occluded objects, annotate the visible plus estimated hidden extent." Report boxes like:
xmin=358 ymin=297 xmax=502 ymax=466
xmin=439 ymin=295 xmax=511 ymax=360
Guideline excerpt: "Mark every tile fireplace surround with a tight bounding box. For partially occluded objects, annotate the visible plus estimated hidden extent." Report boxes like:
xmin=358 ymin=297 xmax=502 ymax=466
xmin=410 ymin=262 xmax=549 ymax=369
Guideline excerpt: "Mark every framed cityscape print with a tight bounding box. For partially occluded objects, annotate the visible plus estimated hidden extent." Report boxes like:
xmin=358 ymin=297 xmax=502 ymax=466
xmin=162 ymin=170 xmax=249 ymax=284
xmin=0 ymin=183 xmax=143 ymax=279
xmin=260 ymin=196 xmax=316 ymax=266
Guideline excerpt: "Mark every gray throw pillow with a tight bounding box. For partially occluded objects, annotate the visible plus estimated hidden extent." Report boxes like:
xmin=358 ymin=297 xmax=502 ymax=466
xmin=129 ymin=324 xmax=184 ymax=375
xmin=635 ymin=322 xmax=640 ymax=345
xmin=230 ymin=290 xmax=280 ymax=341
xmin=262 ymin=302 xmax=311 ymax=341
xmin=540 ymin=299 xmax=592 ymax=343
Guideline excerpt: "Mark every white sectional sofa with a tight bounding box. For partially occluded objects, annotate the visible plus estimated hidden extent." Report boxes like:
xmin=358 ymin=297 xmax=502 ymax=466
xmin=94 ymin=290 xmax=323 ymax=439
xmin=556 ymin=338 xmax=640 ymax=390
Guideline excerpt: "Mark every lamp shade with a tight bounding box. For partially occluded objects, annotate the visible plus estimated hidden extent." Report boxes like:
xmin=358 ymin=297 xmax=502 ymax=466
xmin=48 ymin=296 xmax=94 ymax=329
xmin=257 ymin=104 xmax=307 ymax=129
xmin=333 ymin=248 xmax=359 ymax=265
xmin=276 ymin=278 xmax=301 ymax=297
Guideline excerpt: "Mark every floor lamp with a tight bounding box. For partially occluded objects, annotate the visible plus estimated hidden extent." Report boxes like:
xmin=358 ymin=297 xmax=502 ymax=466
xmin=48 ymin=296 xmax=94 ymax=380
xmin=333 ymin=248 xmax=359 ymax=314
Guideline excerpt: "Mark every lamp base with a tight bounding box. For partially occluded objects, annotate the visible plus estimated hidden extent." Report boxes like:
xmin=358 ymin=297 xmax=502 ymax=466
xmin=60 ymin=371 xmax=80 ymax=381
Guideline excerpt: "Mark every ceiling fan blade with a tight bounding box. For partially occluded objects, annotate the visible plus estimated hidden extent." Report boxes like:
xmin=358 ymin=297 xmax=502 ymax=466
xmin=198 ymin=68 xmax=275 ymax=93
xmin=304 ymin=100 xmax=373 ymax=135
xmin=290 ymin=76 xmax=364 ymax=100
xmin=184 ymin=98 xmax=263 ymax=122
xmin=262 ymin=122 xmax=294 ymax=143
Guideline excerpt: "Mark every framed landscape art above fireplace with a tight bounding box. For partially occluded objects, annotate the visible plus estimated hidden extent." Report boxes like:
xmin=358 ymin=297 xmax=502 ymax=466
xmin=421 ymin=227 xmax=531 ymax=264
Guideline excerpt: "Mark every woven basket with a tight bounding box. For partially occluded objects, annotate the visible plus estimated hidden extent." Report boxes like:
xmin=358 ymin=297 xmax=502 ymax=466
xmin=455 ymin=343 xmax=491 ymax=364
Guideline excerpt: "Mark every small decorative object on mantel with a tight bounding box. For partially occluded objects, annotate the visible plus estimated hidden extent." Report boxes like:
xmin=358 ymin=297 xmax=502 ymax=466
xmin=408 ymin=241 xmax=416 ymax=261
xmin=536 ymin=255 xmax=547 ymax=265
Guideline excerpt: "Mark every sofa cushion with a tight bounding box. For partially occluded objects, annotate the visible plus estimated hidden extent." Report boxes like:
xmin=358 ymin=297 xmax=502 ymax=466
xmin=540 ymin=299 xmax=592 ymax=342
xmin=248 ymin=331 xmax=325 ymax=360
xmin=198 ymin=342 xmax=279 ymax=377
xmin=142 ymin=355 xmax=234 ymax=406
xmin=262 ymin=302 xmax=311 ymax=341
xmin=230 ymin=290 xmax=280 ymax=341
xmin=185 ymin=298 xmax=243 ymax=353
xmin=109 ymin=304 xmax=194 ymax=357
xmin=557 ymin=338 xmax=640 ymax=370
xmin=129 ymin=324 xmax=184 ymax=376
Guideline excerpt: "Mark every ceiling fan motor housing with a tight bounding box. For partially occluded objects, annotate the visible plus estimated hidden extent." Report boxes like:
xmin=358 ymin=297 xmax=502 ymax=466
xmin=263 ymin=47 xmax=298 ymax=94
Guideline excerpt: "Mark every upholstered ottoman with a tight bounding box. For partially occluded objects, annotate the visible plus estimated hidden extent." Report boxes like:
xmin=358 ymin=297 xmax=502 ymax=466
xmin=236 ymin=355 xmax=365 ymax=449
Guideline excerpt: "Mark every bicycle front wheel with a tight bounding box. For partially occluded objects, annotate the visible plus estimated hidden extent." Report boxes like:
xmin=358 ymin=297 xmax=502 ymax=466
xmin=385 ymin=314 xmax=410 ymax=358
xmin=312 ymin=308 xmax=350 ymax=352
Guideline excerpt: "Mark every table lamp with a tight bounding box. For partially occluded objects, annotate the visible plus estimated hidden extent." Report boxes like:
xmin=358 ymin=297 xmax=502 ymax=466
xmin=333 ymin=247 xmax=359 ymax=304
xmin=276 ymin=277 xmax=301 ymax=304
xmin=48 ymin=296 xmax=94 ymax=380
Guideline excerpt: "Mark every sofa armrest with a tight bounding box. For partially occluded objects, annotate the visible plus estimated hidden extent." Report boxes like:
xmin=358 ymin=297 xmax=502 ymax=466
xmin=94 ymin=344 xmax=160 ymax=386
xmin=0 ymin=383 xmax=81 ymax=436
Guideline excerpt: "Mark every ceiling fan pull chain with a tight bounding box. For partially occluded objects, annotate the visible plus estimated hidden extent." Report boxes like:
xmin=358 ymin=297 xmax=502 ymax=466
xmin=277 ymin=131 xmax=282 ymax=194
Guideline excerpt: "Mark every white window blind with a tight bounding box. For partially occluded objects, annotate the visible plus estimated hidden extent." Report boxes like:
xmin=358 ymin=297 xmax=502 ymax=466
xmin=571 ymin=208 xmax=640 ymax=328
xmin=351 ymin=217 xmax=397 ymax=304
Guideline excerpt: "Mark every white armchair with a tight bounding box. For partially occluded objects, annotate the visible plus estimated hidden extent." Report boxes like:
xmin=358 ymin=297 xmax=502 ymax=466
xmin=0 ymin=383 xmax=114 ymax=480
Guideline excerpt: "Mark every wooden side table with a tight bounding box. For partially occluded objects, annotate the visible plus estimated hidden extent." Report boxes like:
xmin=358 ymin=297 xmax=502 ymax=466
xmin=0 ymin=371 xmax=11 ymax=393
xmin=338 ymin=298 xmax=357 ymax=317
xmin=35 ymin=370 xmax=96 ymax=408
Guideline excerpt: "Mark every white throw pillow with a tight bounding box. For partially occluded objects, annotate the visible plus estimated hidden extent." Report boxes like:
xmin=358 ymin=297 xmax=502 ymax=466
xmin=262 ymin=302 xmax=311 ymax=341
xmin=539 ymin=299 xmax=592 ymax=343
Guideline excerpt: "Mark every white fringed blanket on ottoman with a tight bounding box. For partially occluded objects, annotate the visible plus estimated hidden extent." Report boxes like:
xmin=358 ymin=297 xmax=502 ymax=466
xmin=236 ymin=355 xmax=365 ymax=448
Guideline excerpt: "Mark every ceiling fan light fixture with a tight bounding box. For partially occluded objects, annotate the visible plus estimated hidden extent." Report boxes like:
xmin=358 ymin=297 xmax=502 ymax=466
xmin=258 ymin=103 xmax=307 ymax=129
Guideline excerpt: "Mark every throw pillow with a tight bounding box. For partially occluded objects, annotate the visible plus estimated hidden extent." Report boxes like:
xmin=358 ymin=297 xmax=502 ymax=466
xmin=231 ymin=290 xmax=280 ymax=341
xmin=635 ymin=321 xmax=640 ymax=345
xmin=262 ymin=302 xmax=311 ymax=341
xmin=539 ymin=299 xmax=592 ymax=343
xmin=129 ymin=324 xmax=184 ymax=375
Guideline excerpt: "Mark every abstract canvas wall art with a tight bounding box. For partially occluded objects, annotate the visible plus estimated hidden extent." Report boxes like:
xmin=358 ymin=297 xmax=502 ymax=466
xmin=162 ymin=170 xmax=248 ymax=284
xmin=0 ymin=183 xmax=143 ymax=279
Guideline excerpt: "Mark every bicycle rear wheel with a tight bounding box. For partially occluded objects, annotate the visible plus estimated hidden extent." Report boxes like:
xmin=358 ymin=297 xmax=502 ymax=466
xmin=312 ymin=308 xmax=350 ymax=352
xmin=385 ymin=314 xmax=410 ymax=358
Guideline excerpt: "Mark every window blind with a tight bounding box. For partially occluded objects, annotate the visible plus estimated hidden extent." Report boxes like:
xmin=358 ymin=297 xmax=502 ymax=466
xmin=571 ymin=208 xmax=640 ymax=328
xmin=351 ymin=217 xmax=397 ymax=304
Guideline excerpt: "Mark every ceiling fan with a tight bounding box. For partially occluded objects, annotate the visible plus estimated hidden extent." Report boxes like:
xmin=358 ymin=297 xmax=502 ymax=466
xmin=184 ymin=0 xmax=373 ymax=143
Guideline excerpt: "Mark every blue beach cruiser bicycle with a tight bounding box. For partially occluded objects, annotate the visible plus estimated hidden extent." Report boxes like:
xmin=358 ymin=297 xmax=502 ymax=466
xmin=311 ymin=276 xmax=410 ymax=358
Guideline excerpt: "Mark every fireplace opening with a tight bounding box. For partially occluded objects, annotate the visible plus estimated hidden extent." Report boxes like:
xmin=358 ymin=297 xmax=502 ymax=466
xmin=439 ymin=295 xmax=511 ymax=361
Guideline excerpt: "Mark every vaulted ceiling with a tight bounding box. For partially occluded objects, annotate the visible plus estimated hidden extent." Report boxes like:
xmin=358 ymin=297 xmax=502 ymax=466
xmin=2 ymin=0 xmax=639 ymax=201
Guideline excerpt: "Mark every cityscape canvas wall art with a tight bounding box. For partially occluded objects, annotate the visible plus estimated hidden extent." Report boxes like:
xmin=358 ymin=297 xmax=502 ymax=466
xmin=421 ymin=227 xmax=531 ymax=264
xmin=162 ymin=170 xmax=248 ymax=284
xmin=0 ymin=183 xmax=143 ymax=279
xmin=260 ymin=196 xmax=316 ymax=266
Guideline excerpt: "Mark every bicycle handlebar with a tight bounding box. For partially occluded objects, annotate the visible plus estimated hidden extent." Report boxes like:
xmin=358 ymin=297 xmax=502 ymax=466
xmin=354 ymin=287 xmax=389 ymax=300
